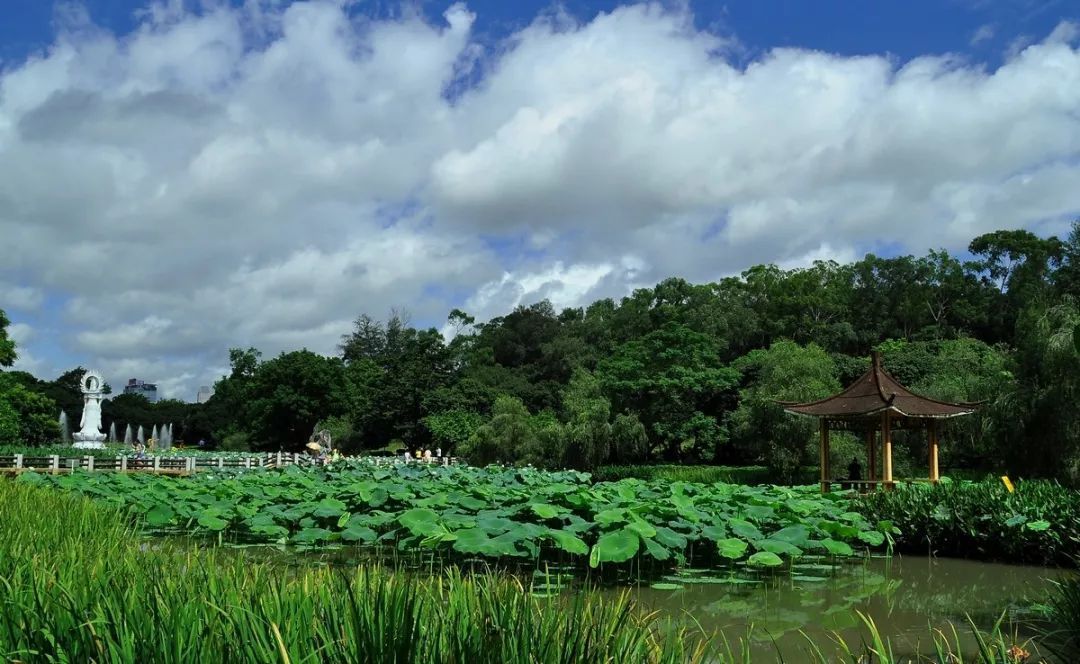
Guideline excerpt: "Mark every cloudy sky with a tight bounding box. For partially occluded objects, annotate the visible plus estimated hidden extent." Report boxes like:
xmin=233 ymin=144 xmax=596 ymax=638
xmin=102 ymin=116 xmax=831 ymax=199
xmin=1 ymin=0 xmax=1079 ymax=401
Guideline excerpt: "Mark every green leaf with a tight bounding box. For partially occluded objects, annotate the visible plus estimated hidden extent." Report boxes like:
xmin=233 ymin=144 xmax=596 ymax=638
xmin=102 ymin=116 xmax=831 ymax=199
xmin=642 ymin=536 xmax=671 ymax=561
xmin=857 ymin=530 xmax=885 ymax=547
xmin=769 ymin=525 xmax=810 ymax=547
xmin=452 ymin=528 xmax=493 ymax=555
xmin=398 ymin=508 xmax=439 ymax=535
xmin=748 ymin=551 xmax=784 ymax=567
xmin=1026 ymin=520 xmax=1051 ymax=532
xmin=197 ymin=513 xmax=228 ymax=531
xmin=728 ymin=518 xmax=763 ymax=541
xmin=146 ymin=504 xmax=175 ymax=527
xmin=340 ymin=523 xmax=377 ymax=543
xmin=312 ymin=498 xmax=347 ymax=518
xmin=589 ymin=528 xmax=640 ymax=567
xmin=820 ymin=539 xmax=854 ymax=556
xmin=716 ymin=538 xmax=748 ymax=560
xmin=548 ymin=530 xmax=588 ymax=555
xmin=755 ymin=539 xmax=803 ymax=557
xmin=294 ymin=527 xmax=334 ymax=544
xmin=531 ymin=503 xmax=563 ymax=519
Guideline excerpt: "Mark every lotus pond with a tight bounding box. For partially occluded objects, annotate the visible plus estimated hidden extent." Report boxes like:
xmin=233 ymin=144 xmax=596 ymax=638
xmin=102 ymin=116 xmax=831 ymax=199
xmin=18 ymin=462 xmax=889 ymax=571
xmin=16 ymin=463 xmax=1060 ymax=659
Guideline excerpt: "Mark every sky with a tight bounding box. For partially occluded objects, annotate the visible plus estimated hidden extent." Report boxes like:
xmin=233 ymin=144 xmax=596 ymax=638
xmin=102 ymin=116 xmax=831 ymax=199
xmin=1 ymin=0 xmax=1079 ymax=401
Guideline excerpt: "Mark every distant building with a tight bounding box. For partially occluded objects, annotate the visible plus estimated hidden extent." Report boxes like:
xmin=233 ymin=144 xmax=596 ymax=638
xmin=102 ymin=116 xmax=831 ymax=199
xmin=124 ymin=378 xmax=158 ymax=403
xmin=196 ymin=385 xmax=213 ymax=404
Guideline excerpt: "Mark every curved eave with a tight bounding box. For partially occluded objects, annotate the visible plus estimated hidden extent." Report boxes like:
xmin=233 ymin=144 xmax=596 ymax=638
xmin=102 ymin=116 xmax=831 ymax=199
xmin=781 ymin=404 xmax=979 ymax=419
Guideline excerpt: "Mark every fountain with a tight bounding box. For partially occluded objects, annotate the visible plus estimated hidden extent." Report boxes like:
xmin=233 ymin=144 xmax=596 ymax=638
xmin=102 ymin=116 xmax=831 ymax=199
xmin=151 ymin=424 xmax=159 ymax=446
xmin=58 ymin=410 xmax=70 ymax=444
xmin=108 ymin=422 xmax=117 ymax=443
xmin=161 ymin=423 xmax=172 ymax=450
xmin=124 ymin=424 xmax=133 ymax=446
xmin=137 ymin=425 xmax=145 ymax=445
xmin=72 ymin=370 xmax=107 ymax=449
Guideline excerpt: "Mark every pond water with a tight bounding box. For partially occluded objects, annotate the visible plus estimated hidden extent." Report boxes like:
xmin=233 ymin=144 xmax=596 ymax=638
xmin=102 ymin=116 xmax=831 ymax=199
xmin=605 ymin=555 xmax=1059 ymax=661
xmin=166 ymin=537 xmax=1061 ymax=660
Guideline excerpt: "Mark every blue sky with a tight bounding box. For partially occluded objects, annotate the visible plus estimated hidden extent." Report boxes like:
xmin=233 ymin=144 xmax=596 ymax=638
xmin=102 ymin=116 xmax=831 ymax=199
xmin=4 ymin=1 xmax=1075 ymax=66
xmin=1 ymin=0 xmax=1078 ymax=399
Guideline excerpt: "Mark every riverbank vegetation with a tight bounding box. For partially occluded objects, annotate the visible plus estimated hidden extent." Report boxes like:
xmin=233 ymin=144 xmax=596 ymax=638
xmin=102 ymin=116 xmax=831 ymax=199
xmin=4 ymin=224 xmax=1080 ymax=484
xmin=857 ymin=479 xmax=1079 ymax=567
xmin=0 ymin=478 xmax=1052 ymax=663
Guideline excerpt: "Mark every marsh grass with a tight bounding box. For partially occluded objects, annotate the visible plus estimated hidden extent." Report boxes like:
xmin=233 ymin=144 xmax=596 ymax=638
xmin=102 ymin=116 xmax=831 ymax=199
xmin=0 ymin=479 xmax=1052 ymax=663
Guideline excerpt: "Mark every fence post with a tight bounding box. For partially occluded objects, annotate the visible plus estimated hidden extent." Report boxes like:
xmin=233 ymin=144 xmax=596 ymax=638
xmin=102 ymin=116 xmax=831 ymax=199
xmin=293 ymin=452 xmax=300 ymax=465
xmin=153 ymin=456 xmax=161 ymax=472
xmin=86 ymin=455 xmax=94 ymax=472
xmin=276 ymin=451 xmax=282 ymax=467
xmin=245 ymin=458 xmax=252 ymax=469
xmin=51 ymin=455 xmax=59 ymax=473
xmin=218 ymin=457 xmax=224 ymax=469
xmin=121 ymin=456 xmax=128 ymax=472
xmin=14 ymin=453 xmax=23 ymax=469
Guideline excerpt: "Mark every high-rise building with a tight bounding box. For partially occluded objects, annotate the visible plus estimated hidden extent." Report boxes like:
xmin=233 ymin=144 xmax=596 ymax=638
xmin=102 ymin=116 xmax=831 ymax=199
xmin=196 ymin=385 xmax=213 ymax=404
xmin=124 ymin=378 xmax=158 ymax=403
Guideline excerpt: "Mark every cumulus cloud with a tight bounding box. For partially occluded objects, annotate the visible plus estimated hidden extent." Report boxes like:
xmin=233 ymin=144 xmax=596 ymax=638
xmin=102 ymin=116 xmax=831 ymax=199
xmin=1 ymin=2 xmax=1079 ymax=399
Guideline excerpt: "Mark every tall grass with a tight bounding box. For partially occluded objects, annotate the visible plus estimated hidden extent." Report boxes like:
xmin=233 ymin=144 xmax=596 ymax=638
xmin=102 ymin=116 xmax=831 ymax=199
xmin=591 ymin=464 xmax=785 ymax=485
xmin=0 ymin=479 xmax=1050 ymax=663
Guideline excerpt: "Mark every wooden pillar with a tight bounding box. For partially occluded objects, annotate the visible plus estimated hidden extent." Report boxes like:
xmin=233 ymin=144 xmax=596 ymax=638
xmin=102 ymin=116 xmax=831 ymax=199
xmin=881 ymin=412 xmax=893 ymax=484
xmin=929 ymin=419 xmax=940 ymax=483
xmin=820 ymin=419 xmax=831 ymax=493
xmin=865 ymin=426 xmax=876 ymax=481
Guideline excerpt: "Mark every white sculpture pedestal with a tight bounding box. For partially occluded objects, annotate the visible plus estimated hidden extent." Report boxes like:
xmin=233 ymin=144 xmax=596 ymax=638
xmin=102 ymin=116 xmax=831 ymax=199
xmin=72 ymin=370 xmax=108 ymax=450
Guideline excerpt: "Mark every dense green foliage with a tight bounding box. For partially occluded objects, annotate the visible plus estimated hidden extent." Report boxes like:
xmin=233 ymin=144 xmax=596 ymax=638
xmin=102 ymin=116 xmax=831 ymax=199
xmin=6 ymin=222 xmax=1080 ymax=481
xmin=856 ymin=480 xmax=1077 ymax=566
xmin=20 ymin=464 xmax=887 ymax=571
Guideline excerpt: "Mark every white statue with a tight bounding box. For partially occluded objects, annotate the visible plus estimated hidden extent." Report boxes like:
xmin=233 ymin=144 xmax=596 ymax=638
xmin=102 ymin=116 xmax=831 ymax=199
xmin=73 ymin=369 xmax=107 ymax=449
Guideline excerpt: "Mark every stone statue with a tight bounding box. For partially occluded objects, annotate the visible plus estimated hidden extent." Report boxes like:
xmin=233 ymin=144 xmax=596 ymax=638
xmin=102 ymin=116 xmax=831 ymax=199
xmin=73 ymin=370 xmax=107 ymax=449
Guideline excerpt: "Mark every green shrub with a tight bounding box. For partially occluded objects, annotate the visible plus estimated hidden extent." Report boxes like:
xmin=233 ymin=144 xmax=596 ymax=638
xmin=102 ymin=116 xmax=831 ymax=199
xmin=857 ymin=479 xmax=1080 ymax=566
xmin=219 ymin=431 xmax=251 ymax=452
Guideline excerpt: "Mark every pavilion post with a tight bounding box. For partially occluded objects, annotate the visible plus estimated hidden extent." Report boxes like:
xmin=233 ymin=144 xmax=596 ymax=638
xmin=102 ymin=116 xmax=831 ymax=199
xmin=820 ymin=419 xmax=831 ymax=493
xmin=929 ymin=419 xmax=940 ymax=483
xmin=865 ymin=426 xmax=876 ymax=482
xmin=881 ymin=411 xmax=893 ymax=485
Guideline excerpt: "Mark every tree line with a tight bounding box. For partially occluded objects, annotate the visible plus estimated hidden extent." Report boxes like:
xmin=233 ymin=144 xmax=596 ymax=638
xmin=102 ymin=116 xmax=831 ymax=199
xmin=3 ymin=224 xmax=1080 ymax=481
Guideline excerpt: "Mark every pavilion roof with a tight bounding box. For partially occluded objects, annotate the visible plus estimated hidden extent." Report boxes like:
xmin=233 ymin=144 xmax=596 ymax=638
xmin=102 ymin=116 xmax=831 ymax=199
xmin=780 ymin=352 xmax=980 ymax=420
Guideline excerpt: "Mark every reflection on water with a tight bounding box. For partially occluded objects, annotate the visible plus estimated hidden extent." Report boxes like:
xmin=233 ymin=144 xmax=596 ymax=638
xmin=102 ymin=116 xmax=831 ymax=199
xmin=609 ymin=555 xmax=1059 ymax=661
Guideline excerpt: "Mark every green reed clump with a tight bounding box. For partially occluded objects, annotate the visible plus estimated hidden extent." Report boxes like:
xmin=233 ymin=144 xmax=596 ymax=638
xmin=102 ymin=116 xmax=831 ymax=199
xmin=857 ymin=479 xmax=1080 ymax=566
xmin=1042 ymin=575 xmax=1080 ymax=660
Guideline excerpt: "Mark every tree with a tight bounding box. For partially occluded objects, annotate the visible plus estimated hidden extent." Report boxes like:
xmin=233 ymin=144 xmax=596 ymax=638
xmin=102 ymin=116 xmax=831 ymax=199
xmin=0 ymin=309 xmax=16 ymax=367
xmin=458 ymin=395 xmax=558 ymax=467
xmin=0 ymin=322 xmax=59 ymax=446
xmin=992 ymin=298 xmax=1080 ymax=480
xmin=728 ymin=341 xmax=840 ymax=483
xmin=246 ymin=350 xmax=350 ymax=450
xmin=422 ymin=409 xmax=485 ymax=454
xmin=559 ymin=370 xmax=612 ymax=471
xmin=597 ymin=323 xmax=739 ymax=461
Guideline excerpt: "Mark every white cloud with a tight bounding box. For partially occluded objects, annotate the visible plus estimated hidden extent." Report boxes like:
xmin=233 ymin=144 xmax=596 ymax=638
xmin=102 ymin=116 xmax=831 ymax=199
xmin=970 ymin=24 xmax=995 ymax=46
xmin=0 ymin=3 xmax=1078 ymax=399
xmin=0 ymin=283 xmax=44 ymax=310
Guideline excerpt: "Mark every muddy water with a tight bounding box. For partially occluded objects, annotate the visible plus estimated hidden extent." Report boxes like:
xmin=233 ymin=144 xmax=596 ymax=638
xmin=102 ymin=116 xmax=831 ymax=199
xmin=608 ymin=555 xmax=1060 ymax=661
